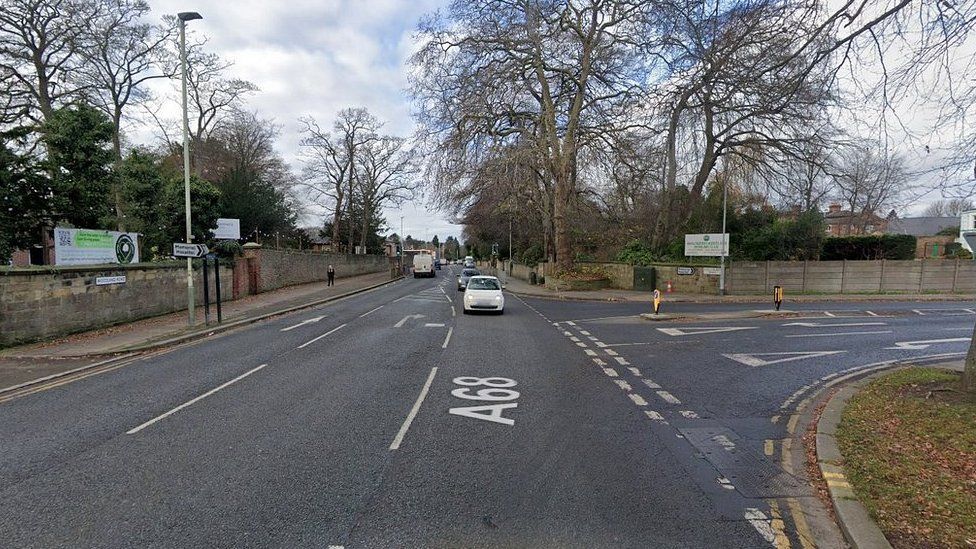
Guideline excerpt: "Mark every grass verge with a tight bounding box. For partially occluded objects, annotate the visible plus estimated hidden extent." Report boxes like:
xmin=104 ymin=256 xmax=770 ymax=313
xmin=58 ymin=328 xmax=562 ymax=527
xmin=837 ymin=367 xmax=976 ymax=548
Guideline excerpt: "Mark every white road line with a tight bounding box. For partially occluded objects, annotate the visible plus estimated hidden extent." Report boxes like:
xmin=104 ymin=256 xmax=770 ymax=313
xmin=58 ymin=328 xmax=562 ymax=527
xmin=127 ymin=364 xmax=268 ymax=435
xmin=359 ymin=305 xmax=383 ymax=318
xmin=613 ymin=379 xmax=632 ymax=391
xmin=627 ymin=367 xmax=641 ymax=376
xmin=579 ymin=330 xmax=591 ymax=336
xmin=452 ymin=307 xmax=456 ymax=317
xmin=592 ymin=358 xmax=607 ymax=366
xmin=644 ymin=410 xmax=667 ymax=423
xmin=642 ymin=379 xmax=661 ymax=389
xmin=566 ymin=321 xmax=576 ymax=326
xmin=656 ymin=390 xmax=681 ymax=404
xmin=679 ymin=410 xmax=699 ymax=419
xmin=569 ymin=336 xmax=581 ymax=342
xmin=390 ymin=367 xmax=438 ymax=450
xmin=823 ymin=311 xmax=835 ymax=317
xmin=584 ymin=349 xmax=597 ymax=356
xmin=280 ymin=315 xmax=325 ymax=332
xmin=563 ymin=331 xmax=574 ymax=337
xmin=425 ymin=323 xmax=445 ymax=327
xmin=785 ymin=330 xmax=892 ymax=338
xmin=716 ymin=477 xmax=735 ymax=490
xmin=595 ymin=341 xmax=608 ymax=348
xmin=628 ymin=393 xmax=648 ymax=406
xmin=913 ymin=309 xmax=925 ymax=315
xmin=603 ymin=368 xmax=619 ymax=377
xmin=744 ymin=508 xmax=777 ymax=545
xmin=613 ymin=357 xmax=630 ymax=365
xmin=865 ymin=310 xmax=878 ymax=316
xmin=441 ymin=327 xmax=454 ymax=349
xmin=604 ymin=349 xmax=619 ymax=356
xmin=297 ymin=324 xmax=347 ymax=349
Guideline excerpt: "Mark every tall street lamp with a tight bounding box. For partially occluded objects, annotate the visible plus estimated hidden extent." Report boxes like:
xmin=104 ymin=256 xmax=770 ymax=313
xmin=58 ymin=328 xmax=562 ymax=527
xmin=178 ymin=11 xmax=202 ymax=325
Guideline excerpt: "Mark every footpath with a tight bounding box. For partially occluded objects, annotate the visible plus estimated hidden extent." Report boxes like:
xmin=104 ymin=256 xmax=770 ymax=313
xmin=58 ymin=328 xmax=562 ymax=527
xmin=503 ymin=276 xmax=976 ymax=304
xmin=0 ymin=271 xmax=396 ymax=391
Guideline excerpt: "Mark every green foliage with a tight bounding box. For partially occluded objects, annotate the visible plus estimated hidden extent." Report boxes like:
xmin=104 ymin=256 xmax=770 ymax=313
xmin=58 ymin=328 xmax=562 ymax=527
xmin=736 ymin=210 xmax=825 ymax=260
xmin=520 ymin=244 xmax=543 ymax=265
xmin=615 ymin=239 xmax=658 ymax=265
xmin=41 ymin=104 xmax=115 ymax=229
xmin=945 ymin=242 xmax=973 ymax=259
xmin=821 ymin=234 xmax=916 ymax=260
xmin=215 ymin=165 xmax=297 ymax=242
xmin=0 ymin=132 xmax=50 ymax=262
xmin=213 ymin=240 xmax=243 ymax=258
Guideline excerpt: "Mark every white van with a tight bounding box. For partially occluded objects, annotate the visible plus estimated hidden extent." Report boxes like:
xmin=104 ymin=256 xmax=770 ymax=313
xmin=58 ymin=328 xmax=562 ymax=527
xmin=413 ymin=254 xmax=435 ymax=278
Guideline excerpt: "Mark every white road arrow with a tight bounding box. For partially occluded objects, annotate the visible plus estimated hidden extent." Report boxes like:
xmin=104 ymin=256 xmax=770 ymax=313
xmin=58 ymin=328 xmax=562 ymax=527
xmin=723 ymin=350 xmax=846 ymax=367
xmin=280 ymin=316 xmax=325 ymax=332
xmin=657 ymin=326 xmax=757 ymax=337
xmin=885 ymin=338 xmax=970 ymax=350
xmin=783 ymin=322 xmax=887 ymax=328
xmin=394 ymin=314 xmax=426 ymax=328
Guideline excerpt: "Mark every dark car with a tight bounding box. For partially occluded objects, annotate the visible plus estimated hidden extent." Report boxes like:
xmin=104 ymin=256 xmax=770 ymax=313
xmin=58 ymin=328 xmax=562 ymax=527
xmin=457 ymin=268 xmax=480 ymax=291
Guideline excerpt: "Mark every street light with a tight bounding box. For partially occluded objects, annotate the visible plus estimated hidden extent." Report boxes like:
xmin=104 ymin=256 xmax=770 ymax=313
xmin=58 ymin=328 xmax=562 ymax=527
xmin=178 ymin=11 xmax=202 ymax=326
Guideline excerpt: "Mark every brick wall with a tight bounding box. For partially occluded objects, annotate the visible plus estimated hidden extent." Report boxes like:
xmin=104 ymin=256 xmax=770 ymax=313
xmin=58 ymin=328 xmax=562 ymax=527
xmin=0 ymin=262 xmax=232 ymax=347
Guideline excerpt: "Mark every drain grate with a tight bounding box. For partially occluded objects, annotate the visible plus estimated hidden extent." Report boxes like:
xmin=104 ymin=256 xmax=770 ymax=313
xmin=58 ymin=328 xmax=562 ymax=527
xmin=679 ymin=426 xmax=807 ymax=498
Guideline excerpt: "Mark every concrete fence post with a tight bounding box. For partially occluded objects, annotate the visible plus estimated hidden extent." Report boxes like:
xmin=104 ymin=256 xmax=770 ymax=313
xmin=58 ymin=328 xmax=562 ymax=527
xmin=801 ymin=260 xmax=808 ymax=293
xmin=841 ymin=259 xmax=847 ymax=294
xmin=918 ymin=259 xmax=925 ymax=294
xmin=879 ymin=259 xmax=885 ymax=292
xmin=953 ymin=258 xmax=960 ymax=293
xmin=764 ymin=261 xmax=770 ymax=293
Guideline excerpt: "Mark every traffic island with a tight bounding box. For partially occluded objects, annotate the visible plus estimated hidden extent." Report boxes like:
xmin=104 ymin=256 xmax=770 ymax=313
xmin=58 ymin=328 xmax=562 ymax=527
xmin=819 ymin=367 xmax=976 ymax=548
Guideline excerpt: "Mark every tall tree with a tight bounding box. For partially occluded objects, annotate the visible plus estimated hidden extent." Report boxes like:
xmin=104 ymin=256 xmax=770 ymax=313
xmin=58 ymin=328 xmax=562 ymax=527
xmin=0 ymin=128 xmax=49 ymax=261
xmin=355 ymin=133 xmax=417 ymax=250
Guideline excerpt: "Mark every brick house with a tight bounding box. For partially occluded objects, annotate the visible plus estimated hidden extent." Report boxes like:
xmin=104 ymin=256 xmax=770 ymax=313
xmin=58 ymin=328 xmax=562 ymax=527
xmin=824 ymin=203 xmax=890 ymax=236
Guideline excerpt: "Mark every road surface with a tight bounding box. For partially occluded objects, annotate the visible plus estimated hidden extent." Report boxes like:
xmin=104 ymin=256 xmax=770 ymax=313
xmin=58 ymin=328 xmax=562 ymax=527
xmin=2 ymin=268 xmax=972 ymax=547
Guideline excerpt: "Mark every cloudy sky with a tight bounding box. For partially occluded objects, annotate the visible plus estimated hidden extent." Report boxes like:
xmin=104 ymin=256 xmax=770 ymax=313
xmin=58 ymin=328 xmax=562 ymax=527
xmin=142 ymin=0 xmax=459 ymax=243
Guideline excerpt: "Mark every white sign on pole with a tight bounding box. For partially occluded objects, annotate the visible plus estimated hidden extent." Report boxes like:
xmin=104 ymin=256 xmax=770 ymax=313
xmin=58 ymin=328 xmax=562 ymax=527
xmin=173 ymin=243 xmax=209 ymax=258
xmin=684 ymin=234 xmax=730 ymax=257
xmin=213 ymin=218 xmax=241 ymax=240
xmin=54 ymin=228 xmax=140 ymax=266
xmin=703 ymin=267 xmax=722 ymax=276
xmin=95 ymin=275 xmax=127 ymax=286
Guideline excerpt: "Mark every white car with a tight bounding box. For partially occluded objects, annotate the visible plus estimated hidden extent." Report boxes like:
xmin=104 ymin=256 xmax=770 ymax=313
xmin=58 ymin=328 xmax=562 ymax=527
xmin=462 ymin=276 xmax=504 ymax=314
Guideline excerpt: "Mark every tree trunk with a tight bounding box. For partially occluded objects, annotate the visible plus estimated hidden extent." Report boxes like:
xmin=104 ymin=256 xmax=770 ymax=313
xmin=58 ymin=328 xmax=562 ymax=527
xmin=963 ymin=326 xmax=976 ymax=393
xmin=112 ymin=112 xmax=125 ymax=231
xmin=331 ymin=193 xmax=343 ymax=252
xmin=552 ymin=160 xmax=573 ymax=271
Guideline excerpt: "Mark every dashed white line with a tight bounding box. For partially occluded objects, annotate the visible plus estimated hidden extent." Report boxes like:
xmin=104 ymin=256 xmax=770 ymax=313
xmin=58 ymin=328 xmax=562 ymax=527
xmin=297 ymin=323 xmax=347 ymax=349
xmin=823 ymin=311 xmax=835 ymax=317
xmin=127 ymin=364 xmax=268 ymax=435
xmin=679 ymin=410 xmax=699 ymax=419
xmin=425 ymin=323 xmax=446 ymax=327
xmin=628 ymin=393 xmax=648 ymax=406
xmin=584 ymin=349 xmax=597 ymax=356
xmin=716 ymin=477 xmax=735 ymax=491
xmin=595 ymin=341 xmax=608 ymax=348
xmin=627 ymin=367 xmax=641 ymax=376
xmin=592 ymin=358 xmax=608 ymax=366
xmin=613 ymin=357 xmax=630 ymax=366
xmin=865 ymin=310 xmax=878 ymax=317
xmin=359 ymin=306 xmax=383 ymax=318
xmin=441 ymin=327 xmax=454 ymax=349
xmin=644 ymin=410 xmax=668 ymax=423
xmin=576 ymin=342 xmax=588 ymax=348
xmin=603 ymin=368 xmax=619 ymax=377
xmin=579 ymin=330 xmax=591 ymax=336
xmin=613 ymin=380 xmax=632 ymax=391
xmin=604 ymin=349 xmax=619 ymax=356
xmin=656 ymin=390 xmax=681 ymax=404
xmin=642 ymin=379 xmax=661 ymax=389
xmin=390 ymin=367 xmax=438 ymax=450
xmin=569 ymin=336 xmax=581 ymax=342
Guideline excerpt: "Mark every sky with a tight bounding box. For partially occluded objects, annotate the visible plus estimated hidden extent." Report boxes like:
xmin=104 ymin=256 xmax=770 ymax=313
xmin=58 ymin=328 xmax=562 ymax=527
xmin=139 ymin=0 xmax=460 ymax=244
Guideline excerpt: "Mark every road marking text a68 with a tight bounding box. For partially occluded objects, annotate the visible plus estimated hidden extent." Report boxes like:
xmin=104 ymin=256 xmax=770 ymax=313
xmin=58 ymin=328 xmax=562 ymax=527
xmin=448 ymin=377 xmax=519 ymax=426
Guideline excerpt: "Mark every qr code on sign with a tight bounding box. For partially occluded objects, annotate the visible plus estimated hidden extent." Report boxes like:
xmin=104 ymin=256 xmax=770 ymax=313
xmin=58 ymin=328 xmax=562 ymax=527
xmin=57 ymin=230 xmax=72 ymax=247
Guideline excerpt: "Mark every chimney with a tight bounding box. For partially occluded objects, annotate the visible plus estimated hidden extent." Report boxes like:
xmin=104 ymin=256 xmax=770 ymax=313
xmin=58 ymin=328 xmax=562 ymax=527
xmin=828 ymin=203 xmax=842 ymax=213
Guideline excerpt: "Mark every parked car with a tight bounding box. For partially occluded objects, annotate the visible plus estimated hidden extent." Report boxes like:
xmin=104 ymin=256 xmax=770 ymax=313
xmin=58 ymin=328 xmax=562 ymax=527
xmin=462 ymin=275 xmax=504 ymax=314
xmin=457 ymin=268 xmax=480 ymax=291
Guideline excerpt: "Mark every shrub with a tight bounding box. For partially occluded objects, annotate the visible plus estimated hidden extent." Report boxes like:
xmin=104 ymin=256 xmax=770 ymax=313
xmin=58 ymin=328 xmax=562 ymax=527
xmin=520 ymin=244 xmax=543 ymax=265
xmin=615 ymin=239 xmax=658 ymax=265
xmin=821 ymin=234 xmax=916 ymax=260
xmin=213 ymin=240 xmax=243 ymax=258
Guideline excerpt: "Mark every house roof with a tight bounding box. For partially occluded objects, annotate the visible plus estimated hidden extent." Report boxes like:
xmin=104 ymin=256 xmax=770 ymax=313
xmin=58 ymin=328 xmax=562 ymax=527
xmin=885 ymin=217 xmax=958 ymax=236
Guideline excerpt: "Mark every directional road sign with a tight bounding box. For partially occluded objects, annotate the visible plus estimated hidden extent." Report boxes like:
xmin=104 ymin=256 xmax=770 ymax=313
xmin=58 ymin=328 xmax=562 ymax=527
xmin=173 ymin=243 xmax=209 ymax=258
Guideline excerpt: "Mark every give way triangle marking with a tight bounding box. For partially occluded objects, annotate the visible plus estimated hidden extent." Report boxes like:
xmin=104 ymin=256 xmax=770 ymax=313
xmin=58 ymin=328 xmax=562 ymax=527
xmin=722 ymin=350 xmax=846 ymax=367
xmin=657 ymin=326 xmax=757 ymax=337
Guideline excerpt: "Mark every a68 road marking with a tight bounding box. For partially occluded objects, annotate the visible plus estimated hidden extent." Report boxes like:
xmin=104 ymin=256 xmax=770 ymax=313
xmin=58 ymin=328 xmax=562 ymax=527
xmin=448 ymin=377 xmax=519 ymax=426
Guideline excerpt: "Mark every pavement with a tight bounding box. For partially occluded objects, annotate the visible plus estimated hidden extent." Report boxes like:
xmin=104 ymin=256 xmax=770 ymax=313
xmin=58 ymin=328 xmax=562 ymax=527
xmin=0 ymin=271 xmax=395 ymax=390
xmin=503 ymin=275 xmax=976 ymax=304
xmin=2 ymin=265 xmax=973 ymax=547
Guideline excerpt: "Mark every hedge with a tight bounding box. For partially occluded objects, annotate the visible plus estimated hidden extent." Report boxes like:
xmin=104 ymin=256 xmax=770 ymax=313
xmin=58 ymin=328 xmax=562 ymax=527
xmin=820 ymin=234 xmax=916 ymax=260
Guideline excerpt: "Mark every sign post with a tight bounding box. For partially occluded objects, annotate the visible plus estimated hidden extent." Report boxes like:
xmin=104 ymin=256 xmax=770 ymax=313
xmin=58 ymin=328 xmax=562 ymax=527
xmin=685 ymin=233 xmax=730 ymax=296
xmin=653 ymin=289 xmax=662 ymax=315
xmin=773 ymin=285 xmax=784 ymax=311
xmin=173 ymin=243 xmax=209 ymax=258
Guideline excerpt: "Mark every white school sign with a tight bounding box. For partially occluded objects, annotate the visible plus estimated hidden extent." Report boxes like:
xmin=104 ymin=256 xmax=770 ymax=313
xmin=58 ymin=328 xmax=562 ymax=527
xmin=684 ymin=233 xmax=729 ymax=257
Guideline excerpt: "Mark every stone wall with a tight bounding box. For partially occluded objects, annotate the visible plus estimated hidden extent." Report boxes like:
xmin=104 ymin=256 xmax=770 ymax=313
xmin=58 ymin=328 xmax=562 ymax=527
xmin=0 ymin=262 xmax=232 ymax=347
xmin=248 ymin=248 xmax=390 ymax=292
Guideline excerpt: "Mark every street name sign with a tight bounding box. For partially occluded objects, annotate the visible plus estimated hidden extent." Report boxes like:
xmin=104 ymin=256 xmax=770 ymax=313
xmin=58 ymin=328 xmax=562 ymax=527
xmin=173 ymin=243 xmax=209 ymax=258
xmin=684 ymin=233 xmax=729 ymax=257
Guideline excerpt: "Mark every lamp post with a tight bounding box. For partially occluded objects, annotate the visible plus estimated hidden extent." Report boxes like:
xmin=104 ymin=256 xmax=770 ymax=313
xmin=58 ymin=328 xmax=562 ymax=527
xmin=719 ymin=176 xmax=728 ymax=296
xmin=400 ymin=215 xmax=404 ymax=275
xmin=178 ymin=11 xmax=202 ymax=326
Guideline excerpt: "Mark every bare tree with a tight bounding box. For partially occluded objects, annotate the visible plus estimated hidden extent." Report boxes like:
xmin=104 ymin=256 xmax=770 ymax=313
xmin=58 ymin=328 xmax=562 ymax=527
xmin=355 ymin=135 xmax=417 ymax=251
xmin=832 ymin=143 xmax=907 ymax=233
xmin=333 ymin=108 xmax=380 ymax=253
xmin=299 ymin=116 xmax=349 ymax=249
xmin=412 ymin=0 xmax=653 ymax=270
xmin=0 ymin=0 xmax=99 ymax=124
xmin=923 ymin=198 xmax=974 ymax=217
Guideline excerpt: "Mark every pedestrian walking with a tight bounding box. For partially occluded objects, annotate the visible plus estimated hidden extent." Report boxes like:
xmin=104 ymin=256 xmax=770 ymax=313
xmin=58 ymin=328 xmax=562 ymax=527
xmin=327 ymin=264 xmax=335 ymax=286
